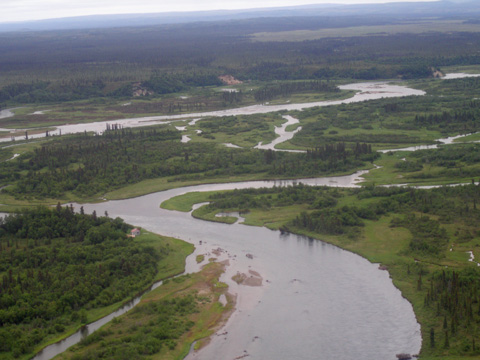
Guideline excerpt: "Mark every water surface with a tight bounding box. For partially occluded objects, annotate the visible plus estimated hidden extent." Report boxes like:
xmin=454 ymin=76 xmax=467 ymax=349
xmin=66 ymin=176 xmax=421 ymax=360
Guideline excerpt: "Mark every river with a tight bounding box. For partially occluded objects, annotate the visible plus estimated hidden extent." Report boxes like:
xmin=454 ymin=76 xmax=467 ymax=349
xmin=254 ymin=115 xmax=304 ymax=152
xmin=30 ymin=173 xmax=421 ymax=360
xmin=378 ymin=132 xmax=479 ymax=153
xmin=24 ymin=78 xmax=444 ymax=360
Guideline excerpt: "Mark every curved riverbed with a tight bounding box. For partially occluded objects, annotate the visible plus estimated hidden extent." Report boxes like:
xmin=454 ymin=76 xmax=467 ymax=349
xmin=254 ymin=115 xmax=304 ymax=152
xmin=51 ymin=175 xmax=421 ymax=360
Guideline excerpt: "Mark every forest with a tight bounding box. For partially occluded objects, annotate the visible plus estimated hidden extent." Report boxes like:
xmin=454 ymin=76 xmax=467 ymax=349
xmin=0 ymin=206 xmax=169 ymax=358
xmin=0 ymin=126 xmax=376 ymax=200
xmin=1 ymin=14 xmax=480 ymax=107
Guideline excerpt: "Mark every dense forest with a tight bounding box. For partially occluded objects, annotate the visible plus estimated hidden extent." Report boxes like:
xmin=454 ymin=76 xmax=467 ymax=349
xmin=0 ymin=127 xmax=377 ymax=199
xmin=0 ymin=206 xmax=168 ymax=359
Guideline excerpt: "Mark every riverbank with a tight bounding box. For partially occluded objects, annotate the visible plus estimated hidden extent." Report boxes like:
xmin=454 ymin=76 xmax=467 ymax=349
xmin=0 ymin=81 xmax=424 ymax=143
xmin=54 ymin=261 xmax=235 ymax=360
xmin=27 ymin=233 xmax=194 ymax=360
xmin=3 ymin=74 xmax=478 ymax=359
xmin=71 ymin=178 xmax=421 ymax=359
xmin=175 ymin=185 xmax=480 ymax=359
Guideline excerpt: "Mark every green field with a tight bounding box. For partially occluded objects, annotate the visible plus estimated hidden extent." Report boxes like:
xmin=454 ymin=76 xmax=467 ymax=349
xmin=252 ymin=20 xmax=480 ymax=42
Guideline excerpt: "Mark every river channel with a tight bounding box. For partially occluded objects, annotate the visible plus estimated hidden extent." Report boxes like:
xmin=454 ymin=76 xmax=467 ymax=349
xmin=30 ymin=172 xmax=421 ymax=360
xmin=27 ymin=79 xmax=437 ymax=360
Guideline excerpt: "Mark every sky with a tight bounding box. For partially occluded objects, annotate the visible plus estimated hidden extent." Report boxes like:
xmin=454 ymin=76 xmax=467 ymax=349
xmin=2 ymin=0 xmax=438 ymax=23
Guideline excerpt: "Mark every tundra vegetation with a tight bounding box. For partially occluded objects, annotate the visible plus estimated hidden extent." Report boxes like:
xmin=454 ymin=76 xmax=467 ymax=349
xmin=1 ymin=8 xmax=480 ymax=360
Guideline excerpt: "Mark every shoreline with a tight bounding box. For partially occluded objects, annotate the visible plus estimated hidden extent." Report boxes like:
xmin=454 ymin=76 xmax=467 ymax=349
xmin=183 ymin=242 xmax=267 ymax=360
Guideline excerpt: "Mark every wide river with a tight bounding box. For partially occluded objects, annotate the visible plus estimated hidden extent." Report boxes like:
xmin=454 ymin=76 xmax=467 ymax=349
xmin=68 ymin=176 xmax=422 ymax=360
xmin=24 ymin=79 xmax=433 ymax=360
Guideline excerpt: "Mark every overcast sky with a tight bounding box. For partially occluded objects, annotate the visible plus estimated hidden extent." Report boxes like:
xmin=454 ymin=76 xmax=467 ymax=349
xmin=2 ymin=0 xmax=437 ymax=23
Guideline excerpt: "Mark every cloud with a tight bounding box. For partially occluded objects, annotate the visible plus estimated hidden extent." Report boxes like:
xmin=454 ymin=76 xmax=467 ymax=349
xmin=0 ymin=0 xmax=438 ymax=23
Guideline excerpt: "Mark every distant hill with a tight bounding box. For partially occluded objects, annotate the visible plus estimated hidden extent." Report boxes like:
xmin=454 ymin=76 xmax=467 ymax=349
xmin=1 ymin=0 xmax=480 ymax=33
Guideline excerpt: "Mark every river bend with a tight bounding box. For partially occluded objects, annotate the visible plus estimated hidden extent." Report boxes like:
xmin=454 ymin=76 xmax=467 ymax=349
xmin=62 ymin=176 xmax=422 ymax=360
xmin=19 ymin=78 xmax=441 ymax=359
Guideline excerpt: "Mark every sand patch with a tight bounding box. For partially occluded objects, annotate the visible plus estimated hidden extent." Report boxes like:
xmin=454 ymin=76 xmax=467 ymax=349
xmin=232 ymin=270 xmax=263 ymax=287
xmin=219 ymin=259 xmax=230 ymax=266
xmin=212 ymin=247 xmax=224 ymax=256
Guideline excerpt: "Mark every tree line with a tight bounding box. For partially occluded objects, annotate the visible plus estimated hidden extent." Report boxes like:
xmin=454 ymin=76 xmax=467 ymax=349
xmin=2 ymin=20 xmax=480 ymax=106
xmin=0 ymin=127 xmax=377 ymax=200
xmin=253 ymin=80 xmax=339 ymax=102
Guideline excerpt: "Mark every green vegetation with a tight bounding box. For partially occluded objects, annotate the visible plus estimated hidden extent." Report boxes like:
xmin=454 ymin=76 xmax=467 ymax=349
xmin=191 ymin=113 xmax=284 ymax=148
xmin=0 ymin=206 xmax=193 ymax=360
xmin=1 ymin=9 xmax=480 ymax=360
xmin=191 ymin=205 xmax=238 ymax=225
xmin=161 ymin=191 xmax=216 ymax=212
xmin=161 ymin=192 xmax=213 ymax=213
xmin=55 ymin=262 xmax=233 ymax=360
xmin=194 ymin=184 xmax=480 ymax=358
xmin=252 ymin=20 xmax=480 ymax=41
xmin=288 ymin=98 xmax=437 ymax=150
xmin=362 ymin=143 xmax=480 ymax=186
xmin=0 ymin=126 xmax=377 ymax=204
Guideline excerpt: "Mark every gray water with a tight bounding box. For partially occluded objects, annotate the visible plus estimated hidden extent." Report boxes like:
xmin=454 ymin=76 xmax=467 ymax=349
xmin=0 ymin=108 xmax=15 ymax=120
xmin=254 ymin=115 xmax=304 ymax=152
xmin=5 ymin=74 xmax=480 ymax=145
xmin=33 ymin=298 xmax=142 ymax=360
xmin=442 ymin=72 xmax=480 ymax=80
xmin=44 ymin=175 xmax=421 ymax=360
xmin=378 ymin=132 xmax=479 ymax=153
